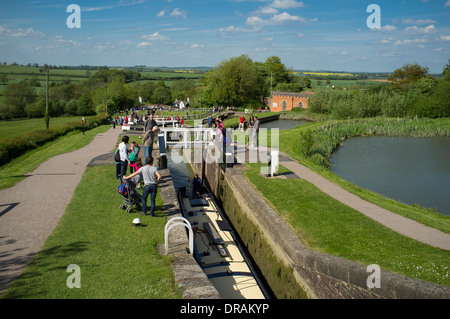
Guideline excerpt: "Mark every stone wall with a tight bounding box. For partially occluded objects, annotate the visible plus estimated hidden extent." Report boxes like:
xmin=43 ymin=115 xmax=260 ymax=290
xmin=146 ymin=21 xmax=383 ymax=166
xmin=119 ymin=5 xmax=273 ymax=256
xmin=191 ymin=157 xmax=450 ymax=299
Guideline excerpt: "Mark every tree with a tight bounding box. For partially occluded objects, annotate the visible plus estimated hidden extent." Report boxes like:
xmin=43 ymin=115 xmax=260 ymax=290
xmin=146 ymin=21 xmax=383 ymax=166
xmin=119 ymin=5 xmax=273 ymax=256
xmin=0 ymin=74 xmax=8 ymax=85
xmin=77 ymin=93 xmax=94 ymax=115
xmin=136 ymin=81 xmax=156 ymax=104
xmin=152 ymin=82 xmax=172 ymax=105
xmin=263 ymin=56 xmax=291 ymax=88
xmin=171 ymin=79 xmax=197 ymax=101
xmin=3 ymin=81 xmax=36 ymax=118
xmin=203 ymin=55 xmax=261 ymax=107
xmin=443 ymin=59 xmax=450 ymax=80
xmin=388 ymin=63 xmax=430 ymax=89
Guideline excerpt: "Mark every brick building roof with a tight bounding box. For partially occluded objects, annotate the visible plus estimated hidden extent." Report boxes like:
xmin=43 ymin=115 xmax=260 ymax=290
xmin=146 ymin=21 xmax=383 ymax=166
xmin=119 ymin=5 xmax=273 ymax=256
xmin=271 ymin=91 xmax=314 ymax=98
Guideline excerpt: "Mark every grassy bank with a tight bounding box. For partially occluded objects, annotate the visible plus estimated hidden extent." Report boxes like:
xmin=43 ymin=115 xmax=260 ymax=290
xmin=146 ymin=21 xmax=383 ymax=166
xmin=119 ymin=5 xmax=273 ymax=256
xmin=0 ymin=116 xmax=99 ymax=140
xmin=244 ymin=163 xmax=450 ymax=287
xmin=298 ymin=117 xmax=450 ymax=168
xmin=276 ymin=117 xmax=450 ymax=234
xmin=0 ymin=125 xmax=110 ymax=190
xmin=239 ymin=115 xmax=450 ymax=287
xmin=2 ymin=164 xmax=180 ymax=299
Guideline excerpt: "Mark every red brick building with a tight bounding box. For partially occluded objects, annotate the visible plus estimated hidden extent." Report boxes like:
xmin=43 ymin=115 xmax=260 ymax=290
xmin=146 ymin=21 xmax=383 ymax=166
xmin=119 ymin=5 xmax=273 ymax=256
xmin=269 ymin=91 xmax=314 ymax=112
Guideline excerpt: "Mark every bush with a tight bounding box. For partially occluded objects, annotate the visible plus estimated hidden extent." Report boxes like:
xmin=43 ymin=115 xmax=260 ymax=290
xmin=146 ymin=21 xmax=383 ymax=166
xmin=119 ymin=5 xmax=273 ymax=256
xmin=410 ymin=81 xmax=450 ymax=118
xmin=0 ymin=114 xmax=109 ymax=166
xmin=299 ymin=118 xmax=450 ymax=168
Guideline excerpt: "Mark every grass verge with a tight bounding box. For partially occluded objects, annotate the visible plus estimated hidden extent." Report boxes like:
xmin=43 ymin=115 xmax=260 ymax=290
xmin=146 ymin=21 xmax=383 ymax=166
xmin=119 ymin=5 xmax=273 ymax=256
xmin=277 ymin=119 xmax=450 ymax=234
xmin=243 ymin=163 xmax=450 ymax=287
xmin=0 ymin=125 xmax=110 ymax=190
xmin=2 ymin=164 xmax=181 ymax=299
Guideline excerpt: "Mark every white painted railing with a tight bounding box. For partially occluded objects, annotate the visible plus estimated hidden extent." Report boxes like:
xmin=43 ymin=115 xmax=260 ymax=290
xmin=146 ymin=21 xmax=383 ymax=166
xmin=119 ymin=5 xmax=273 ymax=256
xmin=164 ymin=217 xmax=193 ymax=256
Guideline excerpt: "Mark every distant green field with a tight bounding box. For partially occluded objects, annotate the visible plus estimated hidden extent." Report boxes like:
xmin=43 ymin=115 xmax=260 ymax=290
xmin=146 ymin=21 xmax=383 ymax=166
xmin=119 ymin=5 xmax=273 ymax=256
xmin=0 ymin=65 xmax=94 ymax=77
xmin=140 ymin=70 xmax=203 ymax=79
xmin=310 ymin=79 xmax=387 ymax=90
xmin=0 ymin=65 xmax=203 ymax=91
xmin=0 ymin=116 xmax=97 ymax=140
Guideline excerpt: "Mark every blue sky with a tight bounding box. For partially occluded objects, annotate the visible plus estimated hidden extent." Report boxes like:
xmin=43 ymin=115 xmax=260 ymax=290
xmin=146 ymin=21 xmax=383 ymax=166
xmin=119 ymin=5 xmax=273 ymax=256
xmin=0 ymin=0 xmax=449 ymax=73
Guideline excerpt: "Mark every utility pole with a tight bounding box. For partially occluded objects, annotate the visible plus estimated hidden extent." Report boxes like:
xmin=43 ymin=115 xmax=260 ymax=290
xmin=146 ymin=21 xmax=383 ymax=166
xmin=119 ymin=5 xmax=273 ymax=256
xmin=105 ymin=85 xmax=108 ymax=115
xmin=45 ymin=69 xmax=50 ymax=129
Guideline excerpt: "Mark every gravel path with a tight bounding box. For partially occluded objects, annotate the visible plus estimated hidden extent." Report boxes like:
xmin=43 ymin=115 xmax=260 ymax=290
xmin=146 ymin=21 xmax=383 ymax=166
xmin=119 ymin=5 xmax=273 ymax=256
xmin=277 ymin=151 xmax=450 ymax=251
xmin=1 ymin=128 xmax=448 ymax=297
xmin=0 ymin=127 xmax=121 ymax=295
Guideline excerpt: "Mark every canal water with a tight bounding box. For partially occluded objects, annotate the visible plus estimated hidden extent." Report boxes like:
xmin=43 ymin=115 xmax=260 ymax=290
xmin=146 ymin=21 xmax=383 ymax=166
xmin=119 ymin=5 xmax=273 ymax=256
xmin=330 ymin=136 xmax=450 ymax=215
xmin=166 ymin=151 xmax=194 ymax=192
xmin=167 ymin=119 xmax=307 ymax=186
xmin=259 ymin=119 xmax=307 ymax=130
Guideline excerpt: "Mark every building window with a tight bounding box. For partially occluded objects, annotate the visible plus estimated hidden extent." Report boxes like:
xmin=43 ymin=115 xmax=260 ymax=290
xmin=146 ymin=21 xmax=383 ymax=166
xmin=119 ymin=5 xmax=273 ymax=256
xmin=298 ymin=101 xmax=303 ymax=108
xmin=282 ymin=100 xmax=287 ymax=111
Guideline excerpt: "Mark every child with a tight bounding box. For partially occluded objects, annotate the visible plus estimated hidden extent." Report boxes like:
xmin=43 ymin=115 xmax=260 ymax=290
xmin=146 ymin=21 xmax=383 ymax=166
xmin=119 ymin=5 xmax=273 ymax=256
xmin=130 ymin=157 xmax=143 ymax=189
xmin=128 ymin=141 xmax=140 ymax=173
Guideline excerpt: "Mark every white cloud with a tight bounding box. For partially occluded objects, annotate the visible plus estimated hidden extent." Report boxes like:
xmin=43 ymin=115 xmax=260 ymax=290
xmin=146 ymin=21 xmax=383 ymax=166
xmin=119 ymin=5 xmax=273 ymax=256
xmin=255 ymin=7 xmax=278 ymax=15
xmin=271 ymin=0 xmax=304 ymax=9
xmin=246 ymin=16 xmax=266 ymax=26
xmin=246 ymin=12 xmax=316 ymax=26
xmin=404 ymin=25 xmax=437 ymax=34
xmin=440 ymin=35 xmax=450 ymax=41
xmin=170 ymin=8 xmax=187 ymax=19
xmin=254 ymin=0 xmax=304 ymax=15
xmin=219 ymin=25 xmax=261 ymax=33
xmin=370 ymin=25 xmax=397 ymax=31
xmin=141 ymin=32 xmax=170 ymax=41
xmin=379 ymin=37 xmax=395 ymax=44
xmin=83 ymin=5 xmax=114 ymax=12
xmin=190 ymin=44 xmax=204 ymax=48
xmin=54 ymin=35 xmax=80 ymax=46
xmin=0 ymin=25 xmax=44 ymax=38
xmin=83 ymin=1 xmax=144 ymax=12
xmin=402 ymin=18 xmax=436 ymax=25
xmin=446 ymin=0 xmax=450 ymax=6
xmin=157 ymin=8 xmax=186 ymax=19
xmin=393 ymin=38 xmax=429 ymax=45
xmin=271 ymin=12 xmax=305 ymax=23
xmin=137 ymin=41 xmax=153 ymax=48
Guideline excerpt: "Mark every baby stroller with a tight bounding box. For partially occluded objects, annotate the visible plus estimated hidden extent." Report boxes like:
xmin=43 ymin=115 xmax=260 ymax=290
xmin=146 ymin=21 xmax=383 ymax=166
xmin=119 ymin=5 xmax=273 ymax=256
xmin=118 ymin=175 xmax=142 ymax=214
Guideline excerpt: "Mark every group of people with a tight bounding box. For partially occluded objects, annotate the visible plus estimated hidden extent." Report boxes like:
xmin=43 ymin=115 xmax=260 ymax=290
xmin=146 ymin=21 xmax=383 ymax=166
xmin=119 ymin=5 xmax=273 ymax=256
xmin=239 ymin=115 xmax=260 ymax=147
xmin=116 ymin=114 xmax=162 ymax=216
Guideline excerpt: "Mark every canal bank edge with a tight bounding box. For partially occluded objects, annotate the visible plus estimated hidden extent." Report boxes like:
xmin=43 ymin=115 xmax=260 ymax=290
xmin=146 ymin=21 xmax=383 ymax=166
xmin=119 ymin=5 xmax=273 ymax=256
xmin=157 ymin=158 xmax=221 ymax=299
xmin=187 ymin=152 xmax=450 ymax=299
xmin=224 ymin=165 xmax=450 ymax=299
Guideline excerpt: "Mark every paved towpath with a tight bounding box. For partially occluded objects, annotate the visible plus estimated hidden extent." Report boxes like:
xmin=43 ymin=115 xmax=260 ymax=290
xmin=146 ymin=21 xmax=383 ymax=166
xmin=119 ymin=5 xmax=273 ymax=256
xmin=0 ymin=127 xmax=122 ymax=295
xmin=275 ymin=150 xmax=450 ymax=251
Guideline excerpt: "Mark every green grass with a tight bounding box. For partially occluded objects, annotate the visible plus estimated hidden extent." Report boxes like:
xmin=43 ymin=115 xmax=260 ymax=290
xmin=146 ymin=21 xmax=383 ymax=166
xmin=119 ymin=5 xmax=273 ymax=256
xmin=243 ymin=163 xmax=450 ymax=287
xmin=0 ymin=125 xmax=110 ymax=190
xmin=0 ymin=116 xmax=98 ymax=140
xmin=309 ymin=79 xmax=386 ymax=90
xmin=0 ymin=65 xmax=94 ymax=77
xmin=2 ymin=164 xmax=181 ymax=299
xmin=140 ymin=71 xmax=203 ymax=80
xmin=277 ymin=118 xmax=450 ymax=234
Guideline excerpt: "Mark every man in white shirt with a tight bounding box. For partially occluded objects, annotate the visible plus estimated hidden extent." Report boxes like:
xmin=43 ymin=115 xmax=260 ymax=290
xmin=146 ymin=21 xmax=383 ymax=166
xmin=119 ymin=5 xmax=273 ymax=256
xmin=119 ymin=136 xmax=130 ymax=182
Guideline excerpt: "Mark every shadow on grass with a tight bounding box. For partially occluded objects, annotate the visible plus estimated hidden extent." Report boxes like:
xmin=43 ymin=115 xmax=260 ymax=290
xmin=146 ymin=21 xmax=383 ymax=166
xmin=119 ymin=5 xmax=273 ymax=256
xmin=1 ymin=241 xmax=90 ymax=299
